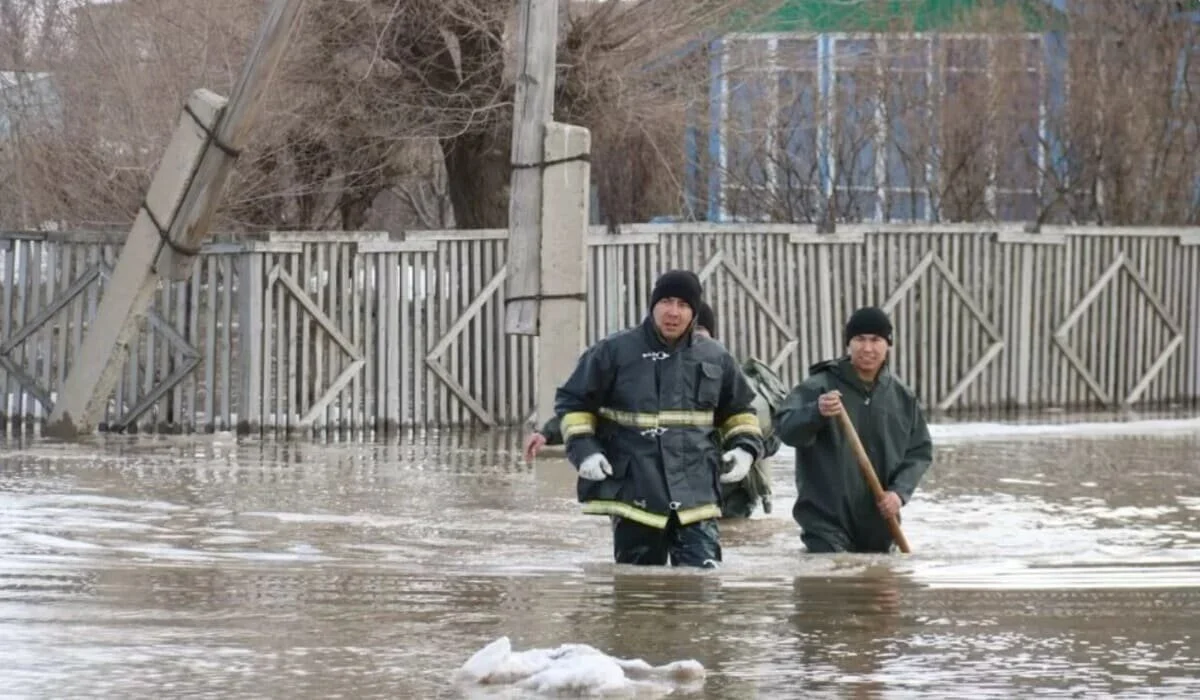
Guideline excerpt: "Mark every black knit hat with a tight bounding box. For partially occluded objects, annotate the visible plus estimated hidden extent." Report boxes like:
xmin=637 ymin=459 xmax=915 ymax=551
xmin=845 ymin=306 xmax=893 ymax=346
xmin=649 ymin=269 xmax=703 ymax=312
xmin=695 ymin=301 xmax=717 ymax=337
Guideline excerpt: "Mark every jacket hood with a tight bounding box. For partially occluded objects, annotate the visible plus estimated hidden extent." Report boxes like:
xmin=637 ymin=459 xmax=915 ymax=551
xmin=808 ymin=356 xmax=893 ymax=394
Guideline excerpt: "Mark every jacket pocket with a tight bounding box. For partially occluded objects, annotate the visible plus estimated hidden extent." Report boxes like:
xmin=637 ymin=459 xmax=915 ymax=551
xmin=578 ymin=452 xmax=629 ymax=502
xmin=607 ymin=451 xmax=630 ymax=480
xmin=696 ymin=361 xmax=723 ymax=407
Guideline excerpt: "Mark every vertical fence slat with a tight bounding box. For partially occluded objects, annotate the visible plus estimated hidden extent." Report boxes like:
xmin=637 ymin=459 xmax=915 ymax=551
xmin=14 ymin=241 xmax=29 ymax=418
xmin=54 ymin=245 xmax=73 ymax=413
xmin=341 ymin=244 xmax=355 ymax=430
xmin=238 ymin=251 xmax=263 ymax=432
xmin=384 ymin=251 xmax=400 ymax=430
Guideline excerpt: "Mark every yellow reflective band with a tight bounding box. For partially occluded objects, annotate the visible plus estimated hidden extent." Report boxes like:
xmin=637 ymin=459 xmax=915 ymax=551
xmin=719 ymin=412 xmax=763 ymax=441
xmin=676 ymin=503 xmax=723 ymax=525
xmin=582 ymin=500 xmax=670 ymax=529
xmin=561 ymin=411 xmax=597 ymax=441
xmin=598 ymin=407 xmax=715 ymax=429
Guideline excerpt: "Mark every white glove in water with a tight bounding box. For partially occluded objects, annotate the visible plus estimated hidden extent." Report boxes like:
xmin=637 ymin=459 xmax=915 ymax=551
xmin=578 ymin=453 xmax=613 ymax=481
xmin=720 ymin=448 xmax=754 ymax=483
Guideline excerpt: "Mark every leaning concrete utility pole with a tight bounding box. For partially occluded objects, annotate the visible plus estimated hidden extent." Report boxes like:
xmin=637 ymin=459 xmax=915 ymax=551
xmin=505 ymin=0 xmax=559 ymax=336
xmin=534 ymin=122 xmax=590 ymax=435
xmin=504 ymin=0 xmax=592 ymax=431
xmin=45 ymin=0 xmax=308 ymax=437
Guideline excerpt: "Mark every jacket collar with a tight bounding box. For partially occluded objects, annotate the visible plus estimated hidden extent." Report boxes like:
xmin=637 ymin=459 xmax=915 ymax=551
xmin=640 ymin=315 xmax=695 ymax=353
xmin=829 ymin=355 xmax=893 ymax=395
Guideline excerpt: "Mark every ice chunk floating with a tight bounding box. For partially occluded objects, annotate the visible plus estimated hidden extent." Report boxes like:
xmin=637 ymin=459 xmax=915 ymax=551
xmin=455 ymin=636 xmax=706 ymax=697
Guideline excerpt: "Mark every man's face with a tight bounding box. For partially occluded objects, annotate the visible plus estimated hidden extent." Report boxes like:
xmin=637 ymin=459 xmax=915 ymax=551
xmin=848 ymin=334 xmax=889 ymax=374
xmin=653 ymin=297 xmax=694 ymax=341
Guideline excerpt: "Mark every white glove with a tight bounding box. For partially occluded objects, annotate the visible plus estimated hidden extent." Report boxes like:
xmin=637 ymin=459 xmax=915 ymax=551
xmin=578 ymin=453 xmax=612 ymax=481
xmin=719 ymin=448 xmax=754 ymax=483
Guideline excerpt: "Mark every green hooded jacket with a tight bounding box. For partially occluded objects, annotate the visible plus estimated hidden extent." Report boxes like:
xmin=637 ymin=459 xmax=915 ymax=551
xmin=773 ymin=357 xmax=933 ymax=551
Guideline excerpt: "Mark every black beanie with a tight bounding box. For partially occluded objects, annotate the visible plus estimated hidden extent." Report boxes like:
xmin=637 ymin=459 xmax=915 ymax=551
xmin=695 ymin=301 xmax=717 ymax=337
xmin=845 ymin=306 xmax=893 ymax=346
xmin=649 ymin=269 xmax=703 ymax=312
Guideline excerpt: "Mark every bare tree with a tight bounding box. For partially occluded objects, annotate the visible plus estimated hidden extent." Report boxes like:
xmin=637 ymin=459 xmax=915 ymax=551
xmin=710 ymin=0 xmax=1200 ymax=226
xmin=3 ymin=0 xmax=780 ymax=232
xmin=1055 ymin=2 xmax=1200 ymax=224
xmin=0 ymin=0 xmax=82 ymax=228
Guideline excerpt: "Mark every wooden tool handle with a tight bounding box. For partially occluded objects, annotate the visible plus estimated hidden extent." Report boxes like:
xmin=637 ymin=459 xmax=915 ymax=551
xmin=835 ymin=410 xmax=913 ymax=554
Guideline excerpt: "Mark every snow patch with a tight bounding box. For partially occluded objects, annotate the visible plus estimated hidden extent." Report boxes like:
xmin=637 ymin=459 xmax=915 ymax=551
xmin=455 ymin=636 xmax=705 ymax=697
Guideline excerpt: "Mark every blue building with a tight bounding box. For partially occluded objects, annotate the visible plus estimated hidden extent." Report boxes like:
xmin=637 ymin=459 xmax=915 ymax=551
xmin=686 ymin=1 xmax=1199 ymax=224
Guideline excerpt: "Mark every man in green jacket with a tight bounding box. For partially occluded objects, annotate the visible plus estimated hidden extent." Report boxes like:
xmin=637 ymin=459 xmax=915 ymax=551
xmin=773 ymin=306 xmax=933 ymax=553
xmin=555 ymin=270 xmax=764 ymax=567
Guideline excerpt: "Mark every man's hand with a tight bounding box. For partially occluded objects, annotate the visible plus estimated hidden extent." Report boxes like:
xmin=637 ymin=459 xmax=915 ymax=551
xmin=817 ymin=390 xmax=843 ymax=417
xmin=877 ymin=491 xmax=902 ymax=519
xmin=578 ymin=453 xmax=612 ymax=481
xmin=523 ymin=432 xmax=547 ymax=462
xmin=719 ymin=448 xmax=754 ymax=484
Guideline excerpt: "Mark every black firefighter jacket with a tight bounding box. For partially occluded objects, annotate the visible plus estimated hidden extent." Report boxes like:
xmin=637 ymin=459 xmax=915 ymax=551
xmin=555 ymin=317 xmax=765 ymax=528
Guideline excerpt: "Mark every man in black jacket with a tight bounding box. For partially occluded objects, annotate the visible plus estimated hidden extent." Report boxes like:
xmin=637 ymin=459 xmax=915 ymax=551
xmin=524 ymin=300 xmax=779 ymax=520
xmin=555 ymin=270 xmax=765 ymax=567
xmin=773 ymin=306 xmax=933 ymax=553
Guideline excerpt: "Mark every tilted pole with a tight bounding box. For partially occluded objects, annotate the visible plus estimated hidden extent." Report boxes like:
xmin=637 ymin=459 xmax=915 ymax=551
xmin=45 ymin=0 xmax=308 ymax=437
xmin=505 ymin=0 xmax=559 ymax=335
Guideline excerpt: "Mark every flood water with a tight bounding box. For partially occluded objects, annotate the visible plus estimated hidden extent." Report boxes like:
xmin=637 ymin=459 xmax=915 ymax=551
xmin=1 ymin=415 xmax=1199 ymax=698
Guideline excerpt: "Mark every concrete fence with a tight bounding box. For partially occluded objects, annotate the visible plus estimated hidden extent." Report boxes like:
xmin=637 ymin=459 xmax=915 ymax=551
xmin=2 ymin=223 xmax=1198 ymax=433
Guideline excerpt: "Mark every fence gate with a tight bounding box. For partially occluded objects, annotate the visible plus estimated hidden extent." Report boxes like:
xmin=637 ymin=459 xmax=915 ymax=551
xmin=696 ymin=249 xmax=799 ymax=372
xmin=881 ymin=249 xmax=1005 ymax=411
xmin=0 ymin=259 xmax=201 ymax=429
xmin=1053 ymin=251 xmax=1184 ymax=407
xmin=259 ymin=248 xmax=366 ymax=429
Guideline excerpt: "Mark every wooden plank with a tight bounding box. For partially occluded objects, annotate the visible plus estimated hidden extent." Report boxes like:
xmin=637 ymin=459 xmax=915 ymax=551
xmin=300 ymin=359 xmax=365 ymax=427
xmin=995 ymin=231 xmax=1067 ymax=245
xmin=0 ymin=265 xmax=101 ymax=353
xmin=428 ymin=266 xmax=507 ymax=360
xmin=425 ymin=359 xmax=495 ymax=426
xmin=587 ymin=233 xmax=660 ymax=247
xmin=356 ymin=240 xmax=438 ymax=254
xmin=385 ymin=252 xmax=402 ymax=428
xmin=789 ymin=232 xmax=866 ymax=245
xmin=54 ymin=246 xmax=73 ymax=410
xmin=237 ymin=253 xmax=264 ymax=432
xmin=219 ymin=255 xmax=234 ymax=429
xmin=271 ymin=266 xmax=361 ymax=359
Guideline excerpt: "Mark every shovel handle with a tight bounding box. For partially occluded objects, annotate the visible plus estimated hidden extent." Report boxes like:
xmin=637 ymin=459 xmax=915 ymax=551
xmin=834 ymin=410 xmax=912 ymax=554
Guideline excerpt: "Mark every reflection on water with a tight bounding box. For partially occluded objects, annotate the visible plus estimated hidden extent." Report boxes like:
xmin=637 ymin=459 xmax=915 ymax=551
xmin=0 ymin=422 xmax=1198 ymax=698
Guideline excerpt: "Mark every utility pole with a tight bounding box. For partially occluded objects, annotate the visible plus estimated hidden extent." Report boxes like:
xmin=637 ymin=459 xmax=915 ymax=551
xmin=45 ymin=0 xmax=308 ymax=437
xmin=535 ymin=122 xmax=590 ymax=434
xmin=505 ymin=0 xmax=559 ymax=336
xmin=504 ymin=0 xmax=591 ymax=429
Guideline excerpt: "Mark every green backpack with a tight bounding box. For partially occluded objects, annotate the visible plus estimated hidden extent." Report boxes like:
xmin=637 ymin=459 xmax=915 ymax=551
xmin=741 ymin=358 xmax=789 ymax=453
xmin=721 ymin=358 xmax=789 ymax=514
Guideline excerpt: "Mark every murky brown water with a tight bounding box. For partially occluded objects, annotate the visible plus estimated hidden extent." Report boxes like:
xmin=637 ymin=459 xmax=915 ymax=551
xmin=1 ymin=418 xmax=1199 ymax=698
